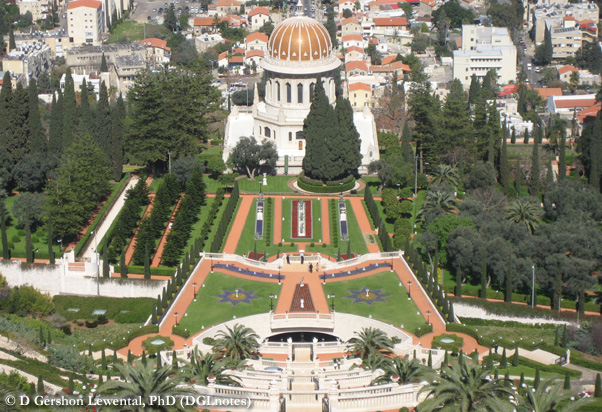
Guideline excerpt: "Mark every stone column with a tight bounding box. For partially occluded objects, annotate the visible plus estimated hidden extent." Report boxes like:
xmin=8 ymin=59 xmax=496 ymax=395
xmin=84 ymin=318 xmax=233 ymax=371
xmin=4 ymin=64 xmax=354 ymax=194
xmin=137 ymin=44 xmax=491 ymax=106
xmin=328 ymin=380 xmax=340 ymax=412
xmin=268 ymin=379 xmax=280 ymax=412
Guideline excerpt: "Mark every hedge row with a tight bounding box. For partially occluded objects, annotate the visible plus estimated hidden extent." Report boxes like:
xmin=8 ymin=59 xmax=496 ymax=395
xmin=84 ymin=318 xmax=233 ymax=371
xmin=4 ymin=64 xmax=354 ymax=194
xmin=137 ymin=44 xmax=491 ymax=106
xmin=570 ymin=350 xmax=602 ymax=372
xmin=329 ymin=199 xmax=339 ymax=248
xmin=298 ymin=171 xmax=354 ymax=187
xmin=483 ymin=353 xmax=581 ymax=378
xmin=74 ymin=174 xmax=130 ymax=257
xmin=113 ymin=265 xmax=175 ymax=277
xmin=210 ymin=182 xmax=240 ymax=252
xmin=132 ymin=175 xmax=180 ymax=266
xmin=161 ymin=169 xmax=207 ymax=267
xmin=297 ymin=177 xmax=355 ymax=193
xmin=53 ymin=296 xmax=155 ymax=323
xmin=364 ymin=188 xmax=381 ymax=229
xmin=264 ymin=197 xmax=273 ymax=246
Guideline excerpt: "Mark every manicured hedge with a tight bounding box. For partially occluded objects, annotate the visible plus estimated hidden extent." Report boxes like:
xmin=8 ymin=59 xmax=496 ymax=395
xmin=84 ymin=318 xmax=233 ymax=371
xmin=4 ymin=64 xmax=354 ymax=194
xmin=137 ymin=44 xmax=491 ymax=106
xmin=74 ymin=174 xmax=130 ymax=257
xmin=210 ymin=182 xmax=239 ymax=252
xmin=113 ymin=265 xmax=175 ymax=277
xmin=364 ymin=188 xmax=381 ymax=229
xmin=297 ymin=177 xmax=355 ymax=193
xmin=264 ymin=197 xmax=273 ymax=246
xmin=415 ymin=323 xmax=433 ymax=337
xmin=53 ymin=296 xmax=155 ymax=323
xmin=570 ymin=351 xmax=602 ymax=372
xmin=329 ymin=199 xmax=339 ymax=248
xmin=484 ymin=353 xmax=581 ymax=378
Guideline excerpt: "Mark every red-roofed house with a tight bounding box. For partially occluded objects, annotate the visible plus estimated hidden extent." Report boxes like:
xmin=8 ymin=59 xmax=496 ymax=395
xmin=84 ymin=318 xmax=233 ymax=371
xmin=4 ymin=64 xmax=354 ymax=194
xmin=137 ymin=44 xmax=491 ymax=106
xmin=372 ymin=17 xmax=409 ymax=34
xmin=344 ymin=46 xmax=364 ymax=62
xmin=245 ymin=49 xmax=265 ymax=69
xmin=577 ymin=102 xmax=601 ymax=123
xmin=557 ymin=65 xmax=578 ymax=83
xmin=229 ymin=55 xmax=244 ymax=67
xmin=381 ymin=55 xmax=397 ymax=65
xmin=342 ymin=17 xmax=362 ymax=36
xmin=369 ymin=0 xmax=401 ymax=12
xmin=139 ymin=38 xmax=171 ymax=65
xmin=419 ymin=0 xmax=436 ymax=16
xmin=369 ymin=61 xmax=408 ymax=76
xmin=214 ymin=0 xmax=241 ymax=16
xmin=218 ymin=51 xmax=229 ymax=68
xmin=534 ymin=87 xmax=563 ymax=101
xmin=346 ymin=60 xmax=369 ymax=76
xmin=248 ymin=6 xmax=270 ymax=30
xmin=68 ymin=0 xmax=104 ymax=45
xmin=547 ymin=94 xmax=597 ymax=116
xmin=246 ymin=32 xmax=269 ymax=53
xmin=193 ymin=17 xmax=228 ymax=35
xmin=339 ymin=0 xmax=355 ymax=13
xmin=342 ymin=34 xmax=367 ymax=49
xmin=348 ymin=82 xmax=373 ymax=109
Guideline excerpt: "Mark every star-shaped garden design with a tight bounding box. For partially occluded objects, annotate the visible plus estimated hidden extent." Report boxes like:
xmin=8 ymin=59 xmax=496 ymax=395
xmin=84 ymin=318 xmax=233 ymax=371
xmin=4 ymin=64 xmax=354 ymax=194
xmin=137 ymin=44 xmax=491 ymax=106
xmin=345 ymin=287 xmax=391 ymax=306
xmin=214 ymin=289 xmax=260 ymax=306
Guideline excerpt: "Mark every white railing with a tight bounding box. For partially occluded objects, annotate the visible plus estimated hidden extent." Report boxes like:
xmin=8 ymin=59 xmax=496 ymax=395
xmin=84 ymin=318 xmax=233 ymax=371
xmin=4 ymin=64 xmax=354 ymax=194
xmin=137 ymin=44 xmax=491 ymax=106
xmin=321 ymin=251 xmax=403 ymax=271
xmin=271 ymin=312 xmax=335 ymax=330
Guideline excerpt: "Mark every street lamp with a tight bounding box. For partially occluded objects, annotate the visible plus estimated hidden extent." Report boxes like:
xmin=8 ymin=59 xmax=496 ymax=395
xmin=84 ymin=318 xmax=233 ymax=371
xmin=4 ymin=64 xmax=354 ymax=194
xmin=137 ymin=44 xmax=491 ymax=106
xmin=193 ymin=282 xmax=198 ymax=301
xmin=327 ymin=294 xmax=336 ymax=311
xmin=407 ymin=280 xmax=413 ymax=299
xmin=396 ymin=183 xmax=400 ymax=198
xmin=167 ymin=150 xmax=172 ymax=175
xmin=426 ymin=310 xmax=431 ymax=325
xmin=531 ymin=264 xmax=535 ymax=309
xmin=278 ymin=265 xmax=282 ymax=285
xmin=174 ymin=312 xmax=179 ymax=326
xmin=269 ymin=294 xmax=277 ymax=311
xmin=414 ymin=154 xmax=419 ymax=197
xmin=92 ymin=230 xmax=100 ymax=297
xmin=322 ymin=269 xmax=326 ymax=285
xmin=339 ymin=182 xmax=344 ymax=197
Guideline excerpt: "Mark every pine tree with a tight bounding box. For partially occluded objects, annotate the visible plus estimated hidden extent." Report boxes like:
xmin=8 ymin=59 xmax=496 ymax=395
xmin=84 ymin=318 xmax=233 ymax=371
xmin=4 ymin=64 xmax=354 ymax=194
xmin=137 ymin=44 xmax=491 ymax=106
xmin=100 ymin=53 xmax=108 ymax=72
xmin=558 ymin=129 xmax=566 ymax=181
xmin=442 ymin=79 xmax=473 ymax=153
xmin=109 ymin=93 xmax=125 ymax=181
xmin=28 ymin=79 xmax=44 ymax=153
xmin=120 ymin=249 xmax=127 ymax=278
xmin=79 ymin=79 xmax=95 ymax=136
xmin=62 ymin=68 xmax=78 ymax=150
xmin=48 ymin=91 xmax=63 ymax=155
xmin=589 ymin=113 xmax=602 ymax=191
xmin=500 ymin=129 xmax=510 ymax=194
xmin=530 ymin=139 xmax=541 ymax=198
xmin=401 ymin=122 xmax=414 ymax=163
xmin=144 ymin=244 xmax=151 ymax=279
xmin=7 ymin=83 xmax=30 ymax=163
xmin=595 ymin=373 xmax=602 ymax=398
xmin=96 ymin=81 xmax=111 ymax=158
xmin=334 ymin=96 xmax=362 ymax=177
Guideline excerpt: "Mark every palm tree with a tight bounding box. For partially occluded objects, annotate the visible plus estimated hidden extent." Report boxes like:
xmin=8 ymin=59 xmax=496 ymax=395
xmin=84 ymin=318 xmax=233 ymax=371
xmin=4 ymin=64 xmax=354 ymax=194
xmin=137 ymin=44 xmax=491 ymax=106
xmin=506 ymin=197 xmax=543 ymax=234
xmin=0 ymin=387 xmax=20 ymax=412
xmin=372 ymin=356 xmax=428 ymax=385
xmin=430 ymin=165 xmax=459 ymax=188
xmin=417 ymin=361 xmax=515 ymax=412
xmin=98 ymin=363 xmax=195 ymax=412
xmin=183 ymin=348 xmax=240 ymax=386
xmin=419 ymin=188 xmax=458 ymax=218
xmin=351 ymin=352 xmax=389 ymax=371
xmin=521 ymin=379 xmax=591 ymax=412
xmin=348 ymin=327 xmax=394 ymax=360
xmin=213 ymin=324 xmax=260 ymax=360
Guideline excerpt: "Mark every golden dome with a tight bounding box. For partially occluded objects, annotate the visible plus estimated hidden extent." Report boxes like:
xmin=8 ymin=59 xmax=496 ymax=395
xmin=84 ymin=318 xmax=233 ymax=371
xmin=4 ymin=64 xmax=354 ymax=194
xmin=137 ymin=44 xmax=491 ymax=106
xmin=268 ymin=16 xmax=333 ymax=62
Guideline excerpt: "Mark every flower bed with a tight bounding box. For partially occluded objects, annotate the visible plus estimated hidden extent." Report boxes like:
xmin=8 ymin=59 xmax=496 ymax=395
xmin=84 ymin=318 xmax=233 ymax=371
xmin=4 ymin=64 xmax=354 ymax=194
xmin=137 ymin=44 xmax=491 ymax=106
xmin=255 ymin=201 xmax=264 ymax=239
xmin=292 ymin=200 xmax=312 ymax=239
xmin=339 ymin=201 xmax=349 ymax=240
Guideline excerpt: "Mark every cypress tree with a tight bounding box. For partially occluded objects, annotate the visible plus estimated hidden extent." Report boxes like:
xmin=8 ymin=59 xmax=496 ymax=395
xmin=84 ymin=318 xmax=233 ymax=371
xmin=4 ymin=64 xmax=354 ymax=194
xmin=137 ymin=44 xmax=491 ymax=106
xmin=0 ymin=193 xmax=8 ymax=260
xmin=594 ymin=373 xmax=601 ymax=398
xmin=401 ymin=122 xmax=414 ymax=163
xmin=589 ymin=113 xmax=602 ymax=191
xmin=512 ymin=346 xmax=519 ymax=367
xmin=98 ymin=373 xmax=103 ymax=386
xmin=511 ymin=127 xmax=516 ymax=144
xmin=468 ymin=74 xmax=481 ymax=105
xmin=120 ymin=250 xmax=127 ymax=278
xmin=529 ymin=139 xmax=541 ymax=198
xmin=39 ymin=326 xmax=44 ymax=345
xmin=101 ymin=349 xmax=107 ymax=370
xmin=334 ymin=96 xmax=362 ymax=178
xmin=563 ymin=373 xmax=571 ymax=390
xmin=455 ymin=268 xmax=462 ymax=297
xmin=558 ymin=129 xmax=566 ymax=181
xmin=487 ymin=130 xmax=495 ymax=165
xmin=504 ymin=264 xmax=512 ymax=303
xmin=523 ymin=128 xmax=530 ymax=145
xmin=47 ymin=217 xmax=55 ymax=264
xmin=346 ymin=241 xmax=351 ymax=260
xmin=172 ymin=350 xmax=178 ymax=371
xmin=79 ymin=79 xmax=94 ymax=136
xmin=37 ymin=376 xmax=44 ymax=393
xmin=500 ymin=130 xmax=510 ymax=194
xmin=156 ymin=353 xmax=162 ymax=368
xmin=494 ymin=369 xmax=499 ymax=380
xmin=504 ymin=371 xmax=510 ymax=386
xmin=500 ymin=348 xmax=507 ymax=368
xmin=427 ymin=350 xmax=432 ymax=368
xmin=109 ymin=93 xmax=125 ymax=181
xmin=48 ymin=91 xmax=63 ymax=155
xmin=9 ymin=30 xmax=15 ymax=50
xmin=554 ymin=327 xmax=559 ymax=346
xmin=28 ymin=79 xmax=44 ymax=153
xmin=96 ymin=81 xmax=111 ymax=158
xmin=486 ymin=349 xmax=493 ymax=369
xmin=46 ymin=329 xmax=51 ymax=344
xmin=7 ymin=83 xmax=30 ymax=164
xmin=562 ymin=324 xmax=568 ymax=348
xmin=62 ymin=68 xmax=77 ymax=150
xmin=443 ymin=350 xmax=448 ymax=366
xmin=127 ymin=350 xmax=133 ymax=364
xmin=520 ymin=372 xmax=525 ymax=387
xmin=100 ymin=53 xmax=109 ymax=72
xmin=141 ymin=351 xmax=147 ymax=366
xmin=68 ymin=374 xmax=74 ymax=392
xmin=102 ymin=241 xmax=109 ymax=277
xmin=144 ymin=244 xmax=151 ymax=279
xmin=534 ymin=368 xmax=541 ymax=389
xmin=480 ymin=257 xmax=487 ymax=299
xmin=0 ymin=71 xmax=11 ymax=145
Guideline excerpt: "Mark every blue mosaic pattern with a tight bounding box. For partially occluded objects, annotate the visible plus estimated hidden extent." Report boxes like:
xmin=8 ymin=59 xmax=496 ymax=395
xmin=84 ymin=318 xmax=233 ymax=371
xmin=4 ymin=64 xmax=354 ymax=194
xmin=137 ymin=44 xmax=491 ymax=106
xmin=214 ymin=289 xmax=260 ymax=306
xmin=345 ymin=287 xmax=391 ymax=305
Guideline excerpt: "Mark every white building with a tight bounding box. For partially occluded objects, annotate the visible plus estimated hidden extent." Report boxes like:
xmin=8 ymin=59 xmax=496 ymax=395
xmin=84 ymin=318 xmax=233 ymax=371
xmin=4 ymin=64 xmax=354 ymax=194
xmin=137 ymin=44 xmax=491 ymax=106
xmin=223 ymin=16 xmax=379 ymax=174
xmin=17 ymin=0 xmax=52 ymax=22
xmin=247 ymin=6 xmax=271 ymax=31
xmin=453 ymin=25 xmax=517 ymax=89
xmin=68 ymin=0 xmax=105 ymax=45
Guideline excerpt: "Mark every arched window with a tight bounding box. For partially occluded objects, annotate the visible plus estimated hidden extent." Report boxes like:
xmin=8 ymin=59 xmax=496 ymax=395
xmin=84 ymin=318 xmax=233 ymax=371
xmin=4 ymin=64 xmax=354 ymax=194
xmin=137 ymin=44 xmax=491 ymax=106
xmin=297 ymin=83 xmax=303 ymax=103
xmin=277 ymin=82 xmax=281 ymax=102
xmin=288 ymin=132 xmax=292 ymax=141
xmin=264 ymin=127 xmax=271 ymax=138
xmin=309 ymin=83 xmax=315 ymax=100
xmin=286 ymin=83 xmax=292 ymax=103
xmin=298 ymin=141 xmax=303 ymax=150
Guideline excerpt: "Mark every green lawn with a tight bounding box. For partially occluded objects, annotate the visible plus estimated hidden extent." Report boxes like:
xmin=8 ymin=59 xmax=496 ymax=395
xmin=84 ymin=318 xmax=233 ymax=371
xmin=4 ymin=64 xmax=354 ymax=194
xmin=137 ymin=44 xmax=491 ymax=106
xmin=281 ymin=198 xmax=322 ymax=243
xmin=496 ymin=365 xmax=563 ymax=380
xmin=147 ymin=175 xmax=164 ymax=193
xmin=54 ymin=296 xmax=154 ymax=323
xmin=360 ymin=177 xmax=381 ymax=195
xmin=107 ymin=21 xmax=169 ymax=43
xmin=237 ymin=176 xmax=296 ymax=194
xmin=322 ymin=271 xmax=427 ymax=335
xmin=176 ymin=272 xmax=282 ymax=335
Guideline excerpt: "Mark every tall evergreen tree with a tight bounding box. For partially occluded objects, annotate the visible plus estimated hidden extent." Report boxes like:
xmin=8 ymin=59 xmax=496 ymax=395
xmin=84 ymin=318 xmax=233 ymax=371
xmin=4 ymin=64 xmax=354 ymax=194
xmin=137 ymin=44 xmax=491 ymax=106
xmin=500 ymin=127 xmax=510 ymax=194
xmin=401 ymin=122 xmax=414 ymax=163
xmin=523 ymin=128 xmax=530 ymax=145
xmin=6 ymin=83 xmax=30 ymax=164
xmin=79 ymin=79 xmax=94 ymax=136
xmin=48 ymin=91 xmax=63 ymax=155
xmin=0 ymin=71 xmax=12 ymax=148
xmin=442 ymin=80 xmax=473 ymax=153
xmin=589 ymin=113 xmax=602 ymax=191
xmin=558 ymin=128 xmax=566 ymax=181
xmin=109 ymin=93 xmax=125 ymax=181
xmin=334 ymin=96 xmax=362 ymax=177
xmin=0 ymin=191 xmax=9 ymax=259
xmin=62 ymin=68 xmax=77 ymax=150
xmin=95 ymin=81 xmax=111 ymax=158
xmin=47 ymin=216 xmax=54 ymax=264
xmin=100 ymin=53 xmax=109 ymax=72
xmin=530 ymin=139 xmax=541 ymax=198
xmin=468 ymin=74 xmax=481 ymax=105
xmin=407 ymin=76 xmax=440 ymax=170
xmin=28 ymin=79 xmax=44 ymax=153
xmin=473 ymin=94 xmax=489 ymax=160
xmin=8 ymin=30 xmax=15 ymax=50
xmin=302 ymin=77 xmax=336 ymax=181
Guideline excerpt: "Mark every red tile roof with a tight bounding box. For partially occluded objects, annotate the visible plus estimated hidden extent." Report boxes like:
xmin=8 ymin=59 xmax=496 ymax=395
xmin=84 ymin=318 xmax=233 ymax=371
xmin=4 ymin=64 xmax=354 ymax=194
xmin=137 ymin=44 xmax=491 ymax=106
xmin=194 ymin=17 xmax=228 ymax=26
xmin=558 ymin=65 xmax=578 ymax=75
xmin=140 ymin=38 xmax=171 ymax=52
xmin=229 ymin=55 xmax=244 ymax=64
xmin=345 ymin=46 xmax=364 ymax=54
xmin=342 ymin=17 xmax=360 ymax=25
xmin=553 ymin=97 xmax=596 ymax=109
xmin=246 ymin=32 xmax=269 ymax=43
xmin=373 ymin=17 xmax=409 ymax=26
xmin=369 ymin=60 xmax=407 ymax=72
xmin=577 ymin=102 xmax=601 ymax=122
xmin=349 ymin=82 xmax=371 ymax=92
xmin=216 ymin=0 xmax=241 ymax=6
xmin=534 ymin=87 xmax=562 ymax=100
xmin=246 ymin=49 xmax=265 ymax=58
xmin=346 ymin=60 xmax=369 ymax=72
xmin=381 ymin=55 xmax=396 ymax=65
xmin=68 ymin=0 xmax=101 ymax=9
xmin=248 ymin=6 xmax=270 ymax=16
xmin=232 ymin=47 xmax=246 ymax=54
xmin=218 ymin=51 xmax=228 ymax=60
xmin=342 ymin=35 xmax=364 ymax=42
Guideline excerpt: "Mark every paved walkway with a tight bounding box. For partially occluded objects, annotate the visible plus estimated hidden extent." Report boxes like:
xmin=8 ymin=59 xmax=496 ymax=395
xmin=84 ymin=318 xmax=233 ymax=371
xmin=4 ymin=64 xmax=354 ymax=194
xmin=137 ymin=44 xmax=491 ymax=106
xmin=275 ymin=263 xmax=329 ymax=314
xmin=82 ymin=176 xmax=140 ymax=259
xmin=222 ymin=196 xmax=253 ymax=254
xmin=273 ymin=196 xmax=282 ymax=244
xmin=348 ymin=197 xmax=380 ymax=253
